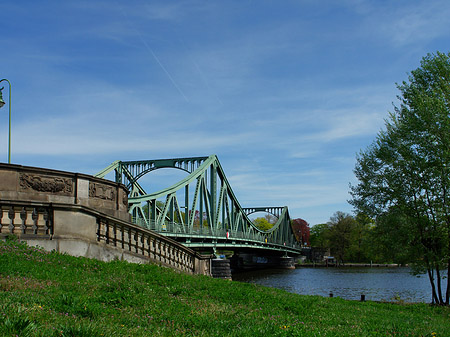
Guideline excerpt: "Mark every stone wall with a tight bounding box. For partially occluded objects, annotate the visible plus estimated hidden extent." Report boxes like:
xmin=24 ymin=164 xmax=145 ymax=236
xmin=0 ymin=201 xmax=211 ymax=276
xmin=0 ymin=163 xmax=130 ymax=222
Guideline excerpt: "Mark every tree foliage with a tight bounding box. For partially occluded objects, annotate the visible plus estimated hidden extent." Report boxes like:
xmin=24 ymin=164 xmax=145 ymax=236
xmin=253 ymin=217 xmax=273 ymax=231
xmin=309 ymin=212 xmax=374 ymax=264
xmin=291 ymin=218 xmax=311 ymax=245
xmin=252 ymin=214 xmax=278 ymax=231
xmin=327 ymin=212 xmax=357 ymax=265
xmin=350 ymin=51 xmax=450 ymax=305
xmin=309 ymin=223 xmax=330 ymax=249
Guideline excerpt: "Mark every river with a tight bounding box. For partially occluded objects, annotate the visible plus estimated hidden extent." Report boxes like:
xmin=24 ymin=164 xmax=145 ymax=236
xmin=233 ymin=267 xmax=436 ymax=303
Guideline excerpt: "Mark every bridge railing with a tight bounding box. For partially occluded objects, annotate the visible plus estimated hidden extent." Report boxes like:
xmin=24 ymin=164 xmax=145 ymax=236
xmin=133 ymin=217 xmax=300 ymax=248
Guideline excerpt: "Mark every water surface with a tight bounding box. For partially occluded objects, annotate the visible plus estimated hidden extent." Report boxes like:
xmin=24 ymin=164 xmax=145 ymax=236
xmin=233 ymin=267 xmax=434 ymax=303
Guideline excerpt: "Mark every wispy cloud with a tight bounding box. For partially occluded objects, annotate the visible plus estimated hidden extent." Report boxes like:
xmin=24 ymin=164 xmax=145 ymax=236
xmin=354 ymin=0 xmax=450 ymax=47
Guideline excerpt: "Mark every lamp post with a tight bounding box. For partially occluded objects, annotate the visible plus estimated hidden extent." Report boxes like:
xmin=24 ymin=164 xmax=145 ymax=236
xmin=0 ymin=79 xmax=11 ymax=163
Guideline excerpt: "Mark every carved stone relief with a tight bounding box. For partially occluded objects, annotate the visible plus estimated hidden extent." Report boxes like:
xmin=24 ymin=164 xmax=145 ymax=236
xmin=89 ymin=182 xmax=116 ymax=201
xmin=20 ymin=173 xmax=73 ymax=195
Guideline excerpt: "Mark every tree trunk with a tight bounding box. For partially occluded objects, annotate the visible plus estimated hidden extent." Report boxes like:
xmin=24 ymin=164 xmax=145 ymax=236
xmin=446 ymin=258 xmax=450 ymax=305
xmin=435 ymin=265 xmax=444 ymax=304
xmin=426 ymin=262 xmax=440 ymax=304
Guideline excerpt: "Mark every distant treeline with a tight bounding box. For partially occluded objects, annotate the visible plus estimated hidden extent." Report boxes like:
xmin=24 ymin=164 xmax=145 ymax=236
xmin=310 ymin=211 xmax=404 ymax=265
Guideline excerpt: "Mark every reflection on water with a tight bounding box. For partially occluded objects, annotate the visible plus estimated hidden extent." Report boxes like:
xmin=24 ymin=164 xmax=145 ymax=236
xmin=233 ymin=267 xmax=434 ymax=303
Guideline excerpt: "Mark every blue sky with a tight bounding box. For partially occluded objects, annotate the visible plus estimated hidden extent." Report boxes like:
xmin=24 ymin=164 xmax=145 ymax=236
xmin=1 ymin=0 xmax=450 ymax=226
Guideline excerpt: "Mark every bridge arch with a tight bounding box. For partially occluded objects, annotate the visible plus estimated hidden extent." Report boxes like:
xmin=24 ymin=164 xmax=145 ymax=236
xmin=127 ymin=158 xmax=207 ymax=190
xmin=244 ymin=207 xmax=285 ymax=219
xmin=131 ymin=167 xmax=190 ymax=189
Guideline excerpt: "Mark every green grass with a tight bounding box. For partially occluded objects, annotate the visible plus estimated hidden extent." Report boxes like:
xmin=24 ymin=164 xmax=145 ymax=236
xmin=0 ymin=238 xmax=449 ymax=336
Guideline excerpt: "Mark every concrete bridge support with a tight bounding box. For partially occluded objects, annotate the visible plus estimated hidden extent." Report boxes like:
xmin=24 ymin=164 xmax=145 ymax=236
xmin=278 ymin=256 xmax=296 ymax=269
xmin=230 ymin=253 xmax=296 ymax=272
xmin=211 ymin=258 xmax=232 ymax=280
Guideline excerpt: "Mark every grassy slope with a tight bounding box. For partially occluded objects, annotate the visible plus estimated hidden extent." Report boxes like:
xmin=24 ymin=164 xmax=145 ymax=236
xmin=0 ymin=239 xmax=449 ymax=337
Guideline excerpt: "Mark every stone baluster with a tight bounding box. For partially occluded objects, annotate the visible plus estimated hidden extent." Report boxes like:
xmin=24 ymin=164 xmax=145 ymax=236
xmin=32 ymin=208 xmax=38 ymax=235
xmin=151 ymin=238 xmax=156 ymax=260
xmin=8 ymin=207 xmax=15 ymax=233
xmin=121 ymin=225 xmax=125 ymax=249
xmin=20 ymin=207 xmax=27 ymax=234
xmin=140 ymin=233 xmax=145 ymax=255
xmin=134 ymin=231 xmax=139 ymax=253
xmin=127 ymin=228 xmax=132 ymax=251
xmin=105 ymin=220 xmax=110 ymax=244
xmin=112 ymin=223 xmax=117 ymax=246
xmin=146 ymin=236 xmax=151 ymax=258
xmin=43 ymin=209 xmax=50 ymax=235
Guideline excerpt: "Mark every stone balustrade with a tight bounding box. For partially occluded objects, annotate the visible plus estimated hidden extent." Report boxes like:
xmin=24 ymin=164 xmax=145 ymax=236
xmin=0 ymin=201 xmax=53 ymax=238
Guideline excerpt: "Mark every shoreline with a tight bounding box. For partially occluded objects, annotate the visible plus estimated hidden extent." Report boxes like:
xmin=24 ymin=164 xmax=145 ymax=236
xmin=296 ymin=263 xmax=403 ymax=268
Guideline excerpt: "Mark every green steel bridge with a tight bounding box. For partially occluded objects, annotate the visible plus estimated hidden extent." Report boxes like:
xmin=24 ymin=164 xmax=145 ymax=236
xmin=95 ymin=155 xmax=302 ymax=256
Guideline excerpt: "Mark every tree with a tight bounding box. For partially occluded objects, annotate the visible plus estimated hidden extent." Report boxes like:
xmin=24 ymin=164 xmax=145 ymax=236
xmin=350 ymin=52 xmax=450 ymax=305
xmin=191 ymin=210 xmax=208 ymax=227
xmin=291 ymin=218 xmax=311 ymax=245
xmin=264 ymin=213 xmax=278 ymax=225
xmin=365 ymin=209 xmax=413 ymax=265
xmin=309 ymin=223 xmax=330 ymax=248
xmin=327 ymin=211 xmax=357 ymax=265
xmin=309 ymin=213 xmax=375 ymax=263
xmin=350 ymin=213 xmax=374 ymax=262
xmin=253 ymin=217 xmax=273 ymax=231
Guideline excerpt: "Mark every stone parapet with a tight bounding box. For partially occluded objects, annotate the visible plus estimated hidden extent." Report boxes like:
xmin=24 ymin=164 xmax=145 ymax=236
xmin=0 ymin=200 xmax=211 ymax=276
xmin=0 ymin=163 xmax=130 ymax=222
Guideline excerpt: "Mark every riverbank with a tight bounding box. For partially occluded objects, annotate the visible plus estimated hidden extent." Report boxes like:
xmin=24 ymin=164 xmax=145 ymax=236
xmin=1 ymin=239 xmax=448 ymax=336
xmin=297 ymin=262 xmax=402 ymax=268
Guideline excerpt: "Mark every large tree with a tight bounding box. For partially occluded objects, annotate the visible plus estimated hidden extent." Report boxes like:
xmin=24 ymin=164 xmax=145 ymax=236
xmin=350 ymin=52 xmax=450 ymax=305
xmin=327 ymin=211 xmax=357 ymax=265
xmin=291 ymin=218 xmax=311 ymax=246
xmin=309 ymin=223 xmax=330 ymax=249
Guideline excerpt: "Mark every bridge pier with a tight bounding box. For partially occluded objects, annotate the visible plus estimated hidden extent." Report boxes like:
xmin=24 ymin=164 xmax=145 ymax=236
xmin=229 ymin=253 xmax=297 ymax=272
xmin=277 ymin=256 xmax=295 ymax=269
xmin=211 ymin=258 xmax=232 ymax=280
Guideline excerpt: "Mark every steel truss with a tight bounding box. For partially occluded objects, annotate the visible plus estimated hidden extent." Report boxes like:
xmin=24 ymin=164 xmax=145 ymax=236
xmin=96 ymin=155 xmax=300 ymax=252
